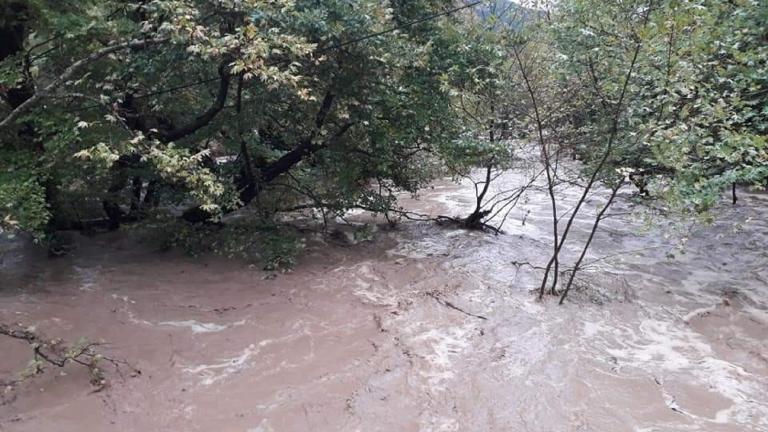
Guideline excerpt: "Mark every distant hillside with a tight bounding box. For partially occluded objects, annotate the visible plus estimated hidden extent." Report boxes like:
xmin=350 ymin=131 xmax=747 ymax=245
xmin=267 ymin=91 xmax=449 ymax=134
xmin=473 ymin=0 xmax=544 ymax=30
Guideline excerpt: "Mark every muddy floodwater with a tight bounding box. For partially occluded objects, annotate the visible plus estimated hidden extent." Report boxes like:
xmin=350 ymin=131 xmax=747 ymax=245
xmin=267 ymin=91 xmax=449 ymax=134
xmin=1 ymin=169 xmax=767 ymax=432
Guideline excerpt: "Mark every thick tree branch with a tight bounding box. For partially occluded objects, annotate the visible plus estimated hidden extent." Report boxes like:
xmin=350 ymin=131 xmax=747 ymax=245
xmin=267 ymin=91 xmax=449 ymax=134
xmin=181 ymin=91 xmax=353 ymax=223
xmin=160 ymin=60 xmax=232 ymax=142
xmin=0 ymin=37 xmax=169 ymax=130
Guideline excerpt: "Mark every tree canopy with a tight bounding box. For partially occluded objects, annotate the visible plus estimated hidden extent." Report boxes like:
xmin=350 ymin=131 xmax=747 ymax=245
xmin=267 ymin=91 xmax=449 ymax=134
xmin=1 ymin=0 xmax=765 ymax=253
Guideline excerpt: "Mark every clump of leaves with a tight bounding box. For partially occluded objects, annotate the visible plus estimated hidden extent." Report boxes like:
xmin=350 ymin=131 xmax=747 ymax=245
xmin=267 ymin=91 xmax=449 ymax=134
xmin=259 ymin=228 xmax=302 ymax=271
xmin=0 ymin=150 xmax=50 ymax=236
xmin=352 ymin=224 xmax=375 ymax=243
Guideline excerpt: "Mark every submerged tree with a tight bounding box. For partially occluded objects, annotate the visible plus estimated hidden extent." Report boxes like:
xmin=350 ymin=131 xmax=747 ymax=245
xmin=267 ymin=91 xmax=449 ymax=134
xmin=517 ymin=0 xmax=766 ymax=302
xmin=436 ymin=2 xmax=531 ymax=231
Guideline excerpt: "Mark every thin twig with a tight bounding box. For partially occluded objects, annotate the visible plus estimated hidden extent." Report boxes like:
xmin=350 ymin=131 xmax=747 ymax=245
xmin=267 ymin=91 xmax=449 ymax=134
xmin=426 ymin=291 xmax=488 ymax=320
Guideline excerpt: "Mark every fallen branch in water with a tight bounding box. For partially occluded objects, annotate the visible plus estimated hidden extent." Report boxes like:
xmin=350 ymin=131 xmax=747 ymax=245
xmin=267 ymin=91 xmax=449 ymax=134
xmin=510 ymin=260 xmax=546 ymax=270
xmin=0 ymin=322 xmax=139 ymax=397
xmin=276 ymin=199 xmax=504 ymax=234
xmin=426 ymin=291 xmax=488 ymax=320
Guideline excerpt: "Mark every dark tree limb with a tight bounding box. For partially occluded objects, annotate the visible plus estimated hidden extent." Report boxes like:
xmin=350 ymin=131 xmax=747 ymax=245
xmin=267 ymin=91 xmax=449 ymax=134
xmin=181 ymin=90 xmax=349 ymax=223
xmin=120 ymin=58 xmax=233 ymax=144
xmin=558 ymin=181 xmax=623 ymax=304
xmin=511 ymin=44 xmax=561 ymax=298
xmin=465 ymin=164 xmax=493 ymax=229
xmin=105 ymin=59 xmax=233 ymax=226
xmin=160 ymin=60 xmax=232 ymax=143
xmin=1 ymin=37 xmax=169 ymax=130
xmin=235 ymin=74 xmax=256 ymax=202
xmin=0 ymin=322 xmax=139 ymax=391
xmin=426 ymin=291 xmax=488 ymax=320
xmin=537 ymin=2 xmax=653 ymax=300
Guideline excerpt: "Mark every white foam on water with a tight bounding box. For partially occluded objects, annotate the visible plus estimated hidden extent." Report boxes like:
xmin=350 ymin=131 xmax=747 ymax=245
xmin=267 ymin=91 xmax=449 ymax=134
xmin=599 ymin=316 xmax=768 ymax=427
xmin=246 ymin=419 xmax=274 ymax=432
xmin=184 ymin=339 xmax=275 ymax=386
xmin=347 ymin=262 xmax=397 ymax=306
xmin=410 ymin=322 xmax=475 ymax=388
xmin=420 ymin=414 xmax=460 ymax=432
xmin=111 ymin=293 xmax=136 ymax=304
xmin=583 ymin=320 xmax=604 ymax=338
xmin=346 ymin=261 xmax=418 ymax=307
xmin=681 ymin=305 xmax=718 ymax=323
xmin=386 ymin=231 xmax=460 ymax=260
xmin=74 ymin=265 xmax=100 ymax=291
xmin=158 ymin=319 xmax=246 ymax=334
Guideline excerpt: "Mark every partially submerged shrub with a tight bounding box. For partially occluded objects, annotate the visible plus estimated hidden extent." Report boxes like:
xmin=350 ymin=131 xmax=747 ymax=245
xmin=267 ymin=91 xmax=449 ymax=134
xmin=135 ymin=215 xmax=304 ymax=271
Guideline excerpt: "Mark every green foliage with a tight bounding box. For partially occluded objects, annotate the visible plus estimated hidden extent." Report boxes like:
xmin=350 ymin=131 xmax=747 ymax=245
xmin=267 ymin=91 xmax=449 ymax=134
xmin=137 ymin=214 xmax=303 ymax=270
xmin=550 ymin=0 xmax=767 ymax=210
xmin=2 ymin=0 xmax=763 ymax=250
xmin=640 ymin=0 xmax=768 ymax=209
xmin=434 ymin=5 xmax=525 ymax=178
xmin=0 ymin=150 xmax=49 ymax=234
xmin=1 ymin=0 xmax=495 ymax=242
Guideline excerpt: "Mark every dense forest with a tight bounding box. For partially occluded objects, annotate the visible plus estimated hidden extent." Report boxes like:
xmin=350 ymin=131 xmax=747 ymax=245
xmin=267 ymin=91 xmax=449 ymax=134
xmin=0 ymin=1 xmax=766 ymax=430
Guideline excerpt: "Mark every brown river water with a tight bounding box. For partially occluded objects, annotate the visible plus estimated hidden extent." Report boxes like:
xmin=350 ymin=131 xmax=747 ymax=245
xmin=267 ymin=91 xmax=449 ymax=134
xmin=1 ymin=167 xmax=767 ymax=432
